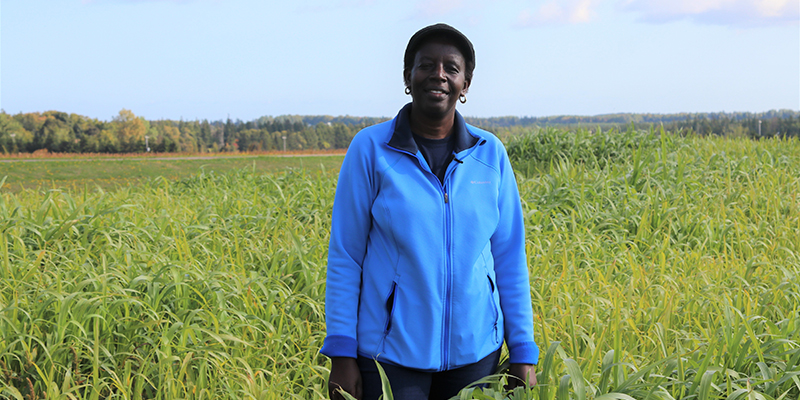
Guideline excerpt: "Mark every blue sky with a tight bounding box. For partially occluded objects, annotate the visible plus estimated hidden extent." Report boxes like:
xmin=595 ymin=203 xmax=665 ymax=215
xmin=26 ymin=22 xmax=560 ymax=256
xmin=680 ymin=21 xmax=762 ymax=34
xmin=2 ymin=0 xmax=798 ymax=121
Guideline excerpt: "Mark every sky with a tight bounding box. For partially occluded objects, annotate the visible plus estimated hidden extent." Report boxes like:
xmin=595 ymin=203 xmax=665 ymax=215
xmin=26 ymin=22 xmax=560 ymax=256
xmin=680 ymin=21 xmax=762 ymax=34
xmin=1 ymin=0 xmax=798 ymax=121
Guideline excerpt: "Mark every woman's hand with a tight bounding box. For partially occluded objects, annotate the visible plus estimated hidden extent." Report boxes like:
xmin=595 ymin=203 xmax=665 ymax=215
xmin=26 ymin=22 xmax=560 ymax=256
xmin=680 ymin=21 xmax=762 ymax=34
xmin=505 ymin=363 xmax=537 ymax=390
xmin=329 ymin=357 xmax=362 ymax=400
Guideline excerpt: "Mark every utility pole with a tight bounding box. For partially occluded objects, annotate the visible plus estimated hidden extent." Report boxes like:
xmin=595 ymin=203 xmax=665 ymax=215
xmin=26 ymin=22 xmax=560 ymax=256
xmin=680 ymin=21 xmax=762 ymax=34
xmin=758 ymin=120 xmax=762 ymax=137
xmin=282 ymin=136 xmax=287 ymax=152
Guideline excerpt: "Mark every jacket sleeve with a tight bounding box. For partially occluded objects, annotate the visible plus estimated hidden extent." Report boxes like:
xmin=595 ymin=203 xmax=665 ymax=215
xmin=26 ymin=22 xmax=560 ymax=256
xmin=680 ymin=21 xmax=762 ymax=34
xmin=320 ymin=134 xmax=375 ymax=359
xmin=490 ymin=143 xmax=539 ymax=365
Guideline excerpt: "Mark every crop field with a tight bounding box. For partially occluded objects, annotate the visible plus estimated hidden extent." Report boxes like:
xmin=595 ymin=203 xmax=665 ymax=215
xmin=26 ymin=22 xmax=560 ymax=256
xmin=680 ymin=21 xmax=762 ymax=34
xmin=0 ymin=128 xmax=798 ymax=399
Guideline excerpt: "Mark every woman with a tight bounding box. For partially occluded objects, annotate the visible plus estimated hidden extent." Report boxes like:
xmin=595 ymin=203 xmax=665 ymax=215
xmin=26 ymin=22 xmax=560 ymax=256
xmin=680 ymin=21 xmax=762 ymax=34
xmin=321 ymin=23 xmax=538 ymax=400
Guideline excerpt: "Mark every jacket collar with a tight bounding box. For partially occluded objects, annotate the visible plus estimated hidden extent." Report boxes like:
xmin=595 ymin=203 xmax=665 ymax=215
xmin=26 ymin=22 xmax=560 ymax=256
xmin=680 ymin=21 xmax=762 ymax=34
xmin=387 ymin=103 xmax=479 ymax=154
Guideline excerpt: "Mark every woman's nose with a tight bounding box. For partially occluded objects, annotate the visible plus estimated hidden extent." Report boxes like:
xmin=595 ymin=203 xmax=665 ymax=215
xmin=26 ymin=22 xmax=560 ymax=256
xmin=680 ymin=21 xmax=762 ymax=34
xmin=432 ymin=64 xmax=446 ymax=80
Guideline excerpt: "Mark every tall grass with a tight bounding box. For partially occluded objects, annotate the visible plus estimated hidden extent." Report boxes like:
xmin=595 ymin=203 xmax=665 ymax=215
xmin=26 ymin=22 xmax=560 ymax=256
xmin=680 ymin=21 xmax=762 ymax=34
xmin=496 ymin=127 xmax=800 ymax=399
xmin=0 ymin=169 xmax=334 ymax=399
xmin=0 ymin=128 xmax=798 ymax=399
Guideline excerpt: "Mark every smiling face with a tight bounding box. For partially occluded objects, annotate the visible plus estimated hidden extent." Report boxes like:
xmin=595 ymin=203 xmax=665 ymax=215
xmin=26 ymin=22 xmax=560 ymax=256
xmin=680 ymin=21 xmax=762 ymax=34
xmin=404 ymin=38 xmax=471 ymax=122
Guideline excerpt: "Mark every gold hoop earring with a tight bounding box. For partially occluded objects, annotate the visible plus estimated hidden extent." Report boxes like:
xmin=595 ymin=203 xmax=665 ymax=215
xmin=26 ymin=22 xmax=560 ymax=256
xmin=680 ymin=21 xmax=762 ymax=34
xmin=405 ymin=87 xmax=411 ymax=95
xmin=459 ymin=94 xmax=467 ymax=104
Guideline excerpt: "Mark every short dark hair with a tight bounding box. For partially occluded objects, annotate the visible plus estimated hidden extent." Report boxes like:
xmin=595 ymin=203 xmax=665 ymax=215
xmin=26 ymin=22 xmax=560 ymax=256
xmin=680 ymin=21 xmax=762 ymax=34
xmin=403 ymin=23 xmax=475 ymax=84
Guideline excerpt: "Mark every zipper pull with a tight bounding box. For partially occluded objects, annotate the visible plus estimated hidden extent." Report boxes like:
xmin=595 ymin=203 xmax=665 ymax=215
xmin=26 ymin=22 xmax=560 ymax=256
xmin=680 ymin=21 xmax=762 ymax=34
xmin=444 ymin=193 xmax=449 ymax=203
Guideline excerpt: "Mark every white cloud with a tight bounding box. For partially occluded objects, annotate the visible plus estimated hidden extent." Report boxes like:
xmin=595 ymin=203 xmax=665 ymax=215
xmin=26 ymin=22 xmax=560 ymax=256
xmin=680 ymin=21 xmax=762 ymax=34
xmin=620 ymin=0 xmax=799 ymax=26
xmin=516 ymin=0 xmax=600 ymax=27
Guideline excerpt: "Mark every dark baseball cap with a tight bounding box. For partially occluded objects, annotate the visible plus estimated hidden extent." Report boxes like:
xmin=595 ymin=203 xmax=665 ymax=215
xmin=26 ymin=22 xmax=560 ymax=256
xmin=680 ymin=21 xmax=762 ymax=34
xmin=404 ymin=23 xmax=475 ymax=72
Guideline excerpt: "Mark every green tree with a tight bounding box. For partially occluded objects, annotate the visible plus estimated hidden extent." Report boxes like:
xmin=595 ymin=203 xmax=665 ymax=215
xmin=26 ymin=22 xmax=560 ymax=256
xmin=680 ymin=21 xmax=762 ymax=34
xmin=38 ymin=112 xmax=73 ymax=152
xmin=112 ymin=109 xmax=147 ymax=152
xmin=179 ymin=125 xmax=198 ymax=152
xmin=98 ymin=128 xmax=120 ymax=152
xmin=0 ymin=112 xmax=31 ymax=153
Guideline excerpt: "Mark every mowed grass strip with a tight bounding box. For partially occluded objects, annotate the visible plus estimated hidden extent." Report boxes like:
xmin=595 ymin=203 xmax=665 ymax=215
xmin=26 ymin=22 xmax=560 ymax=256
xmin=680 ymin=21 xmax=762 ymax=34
xmin=0 ymin=154 xmax=345 ymax=192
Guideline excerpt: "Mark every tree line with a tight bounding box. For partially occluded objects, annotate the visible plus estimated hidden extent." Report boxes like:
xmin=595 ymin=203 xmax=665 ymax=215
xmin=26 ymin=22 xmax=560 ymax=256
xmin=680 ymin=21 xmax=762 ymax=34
xmin=469 ymin=109 xmax=800 ymax=139
xmin=0 ymin=109 xmax=383 ymax=154
xmin=1 ymin=108 xmax=797 ymax=154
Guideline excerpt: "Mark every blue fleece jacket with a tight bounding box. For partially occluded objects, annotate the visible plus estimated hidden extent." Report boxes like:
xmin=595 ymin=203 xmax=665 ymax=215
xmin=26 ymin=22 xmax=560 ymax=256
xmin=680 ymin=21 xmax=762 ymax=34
xmin=321 ymin=104 xmax=538 ymax=371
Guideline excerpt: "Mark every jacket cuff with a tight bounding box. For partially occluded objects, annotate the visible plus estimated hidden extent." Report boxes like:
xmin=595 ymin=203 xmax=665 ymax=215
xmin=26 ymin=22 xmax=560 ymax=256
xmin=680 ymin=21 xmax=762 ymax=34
xmin=320 ymin=335 xmax=358 ymax=358
xmin=508 ymin=341 xmax=540 ymax=365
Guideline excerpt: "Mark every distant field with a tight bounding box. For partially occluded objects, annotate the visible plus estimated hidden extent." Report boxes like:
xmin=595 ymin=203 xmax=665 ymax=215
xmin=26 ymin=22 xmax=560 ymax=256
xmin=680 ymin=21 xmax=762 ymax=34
xmin=0 ymin=153 xmax=346 ymax=191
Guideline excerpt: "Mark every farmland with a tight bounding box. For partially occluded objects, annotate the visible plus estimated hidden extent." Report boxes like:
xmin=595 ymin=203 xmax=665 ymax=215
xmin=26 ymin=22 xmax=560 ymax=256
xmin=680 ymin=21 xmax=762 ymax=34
xmin=1 ymin=128 xmax=798 ymax=399
xmin=0 ymin=152 xmax=345 ymax=192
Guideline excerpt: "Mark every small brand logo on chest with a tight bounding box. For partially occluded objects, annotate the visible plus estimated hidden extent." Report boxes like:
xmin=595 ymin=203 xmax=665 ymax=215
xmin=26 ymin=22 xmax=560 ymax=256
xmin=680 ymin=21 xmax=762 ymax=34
xmin=470 ymin=180 xmax=491 ymax=184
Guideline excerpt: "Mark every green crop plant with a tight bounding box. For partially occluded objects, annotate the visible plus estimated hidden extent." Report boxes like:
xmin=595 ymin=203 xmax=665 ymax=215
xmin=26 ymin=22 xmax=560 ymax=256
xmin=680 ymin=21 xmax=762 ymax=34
xmin=0 ymin=169 xmax=334 ymax=399
xmin=503 ymin=128 xmax=800 ymax=400
xmin=1 ymin=128 xmax=798 ymax=399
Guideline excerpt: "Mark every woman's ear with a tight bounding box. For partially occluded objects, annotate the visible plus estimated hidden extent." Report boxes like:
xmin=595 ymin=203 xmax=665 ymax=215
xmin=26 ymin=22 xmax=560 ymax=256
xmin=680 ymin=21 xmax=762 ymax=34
xmin=403 ymin=69 xmax=411 ymax=88
xmin=462 ymin=79 xmax=471 ymax=95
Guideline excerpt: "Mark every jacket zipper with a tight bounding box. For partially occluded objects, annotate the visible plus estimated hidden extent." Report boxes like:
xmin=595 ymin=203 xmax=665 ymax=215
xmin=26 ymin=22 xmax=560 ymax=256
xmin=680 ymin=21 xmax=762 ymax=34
xmin=442 ymin=190 xmax=452 ymax=369
xmin=440 ymin=158 xmax=461 ymax=370
xmin=386 ymin=142 xmax=482 ymax=370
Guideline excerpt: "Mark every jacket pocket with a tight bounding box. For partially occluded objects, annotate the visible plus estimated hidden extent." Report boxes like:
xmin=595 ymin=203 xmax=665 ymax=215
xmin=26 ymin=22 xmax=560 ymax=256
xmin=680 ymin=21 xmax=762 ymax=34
xmin=384 ymin=282 xmax=398 ymax=335
xmin=487 ymin=274 xmax=500 ymax=344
